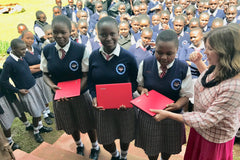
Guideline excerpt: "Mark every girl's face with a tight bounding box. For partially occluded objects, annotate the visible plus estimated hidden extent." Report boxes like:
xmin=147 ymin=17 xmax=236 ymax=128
xmin=53 ymin=23 xmax=70 ymax=47
xmin=39 ymin=14 xmax=47 ymax=23
xmin=13 ymin=43 xmax=27 ymax=58
xmin=98 ymin=23 xmax=119 ymax=53
xmin=199 ymin=14 xmax=209 ymax=28
xmin=71 ymin=24 xmax=78 ymax=39
xmin=78 ymin=22 xmax=88 ymax=35
xmin=174 ymin=7 xmax=183 ymax=16
xmin=118 ymin=5 xmax=126 ymax=14
xmin=152 ymin=15 xmax=161 ymax=26
xmin=141 ymin=31 xmax=153 ymax=47
xmin=22 ymin=32 xmax=34 ymax=48
xmin=131 ymin=20 xmax=140 ymax=33
xmin=45 ymin=29 xmax=54 ymax=43
xmin=160 ymin=13 xmax=170 ymax=24
xmin=95 ymin=3 xmax=103 ymax=12
xmin=119 ymin=23 xmax=130 ymax=38
xmin=173 ymin=20 xmax=184 ymax=35
xmin=155 ymin=40 xmax=177 ymax=66
xmin=190 ymin=30 xmax=203 ymax=47
xmin=204 ymin=39 xmax=219 ymax=66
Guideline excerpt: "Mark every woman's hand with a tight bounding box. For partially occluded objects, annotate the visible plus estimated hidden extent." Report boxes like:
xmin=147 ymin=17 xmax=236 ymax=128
xmin=189 ymin=51 xmax=203 ymax=64
xmin=150 ymin=109 xmax=169 ymax=122
xmin=19 ymin=89 xmax=29 ymax=95
xmin=92 ymin=97 xmax=105 ymax=111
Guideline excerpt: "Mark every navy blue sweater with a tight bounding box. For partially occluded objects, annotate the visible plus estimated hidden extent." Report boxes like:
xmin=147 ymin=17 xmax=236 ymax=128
xmin=24 ymin=44 xmax=42 ymax=78
xmin=43 ymin=41 xmax=85 ymax=84
xmin=0 ymin=56 xmax=36 ymax=93
xmin=88 ymin=47 xmax=138 ymax=98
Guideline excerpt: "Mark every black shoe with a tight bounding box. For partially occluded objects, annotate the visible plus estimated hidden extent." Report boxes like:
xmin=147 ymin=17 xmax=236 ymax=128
xmin=39 ymin=126 xmax=53 ymax=133
xmin=48 ymin=112 xmax=55 ymax=118
xmin=10 ymin=142 xmax=20 ymax=151
xmin=89 ymin=148 xmax=100 ymax=160
xmin=44 ymin=117 xmax=53 ymax=125
xmin=34 ymin=133 xmax=44 ymax=143
xmin=120 ymin=158 xmax=127 ymax=160
xmin=111 ymin=156 xmax=120 ymax=160
xmin=235 ymin=136 xmax=240 ymax=144
xmin=76 ymin=146 xmax=84 ymax=156
xmin=25 ymin=124 xmax=34 ymax=131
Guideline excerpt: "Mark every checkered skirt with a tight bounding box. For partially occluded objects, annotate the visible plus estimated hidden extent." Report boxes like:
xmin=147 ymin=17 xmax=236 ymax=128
xmin=135 ymin=110 xmax=186 ymax=156
xmin=35 ymin=77 xmax=53 ymax=104
xmin=93 ymin=107 xmax=136 ymax=145
xmin=0 ymin=96 xmax=24 ymax=130
xmin=53 ymin=91 xmax=95 ymax=134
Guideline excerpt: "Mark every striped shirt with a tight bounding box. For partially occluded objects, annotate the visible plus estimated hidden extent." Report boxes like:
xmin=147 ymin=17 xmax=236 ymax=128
xmin=183 ymin=72 xmax=240 ymax=143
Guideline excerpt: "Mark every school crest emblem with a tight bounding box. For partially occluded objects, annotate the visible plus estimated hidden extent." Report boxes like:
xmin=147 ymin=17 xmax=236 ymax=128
xmin=171 ymin=79 xmax=181 ymax=90
xmin=69 ymin=60 xmax=79 ymax=71
xmin=116 ymin=63 xmax=126 ymax=75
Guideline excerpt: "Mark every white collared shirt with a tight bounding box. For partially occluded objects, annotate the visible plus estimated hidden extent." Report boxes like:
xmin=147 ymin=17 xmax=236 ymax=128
xmin=137 ymin=59 xmax=193 ymax=98
xmin=188 ymin=41 xmax=205 ymax=51
xmin=26 ymin=46 xmax=34 ymax=53
xmin=10 ymin=52 xmax=22 ymax=61
xmin=208 ymin=8 xmax=218 ymax=17
xmin=99 ymin=44 xmax=121 ymax=61
xmin=40 ymin=40 xmax=90 ymax=73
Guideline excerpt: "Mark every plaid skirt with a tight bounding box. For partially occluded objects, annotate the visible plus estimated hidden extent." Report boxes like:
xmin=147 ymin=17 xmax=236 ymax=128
xmin=53 ymin=91 xmax=95 ymax=135
xmin=36 ymin=77 xmax=53 ymax=104
xmin=0 ymin=96 xmax=24 ymax=130
xmin=18 ymin=84 xmax=46 ymax=117
xmin=93 ymin=107 xmax=136 ymax=145
xmin=135 ymin=110 xmax=186 ymax=156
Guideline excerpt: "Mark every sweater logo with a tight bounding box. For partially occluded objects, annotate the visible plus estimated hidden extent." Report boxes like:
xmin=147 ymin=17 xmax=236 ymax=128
xmin=116 ymin=63 xmax=126 ymax=75
xmin=69 ymin=60 xmax=79 ymax=71
xmin=182 ymin=40 xmax=188 ymax=46
xmin=171 ymin=79 xmax=181 ymax=90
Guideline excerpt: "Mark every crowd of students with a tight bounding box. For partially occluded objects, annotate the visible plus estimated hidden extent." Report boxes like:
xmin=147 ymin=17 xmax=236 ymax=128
xmin=1 ymin=0 xmax=240 ymax=160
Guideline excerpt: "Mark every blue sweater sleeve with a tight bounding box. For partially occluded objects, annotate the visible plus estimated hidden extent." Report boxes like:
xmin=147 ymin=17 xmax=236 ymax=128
xmin=87 ymin=53 xmax=96 ymax=98
xmin=128 ymin=55 xmax=138 ymax=92
xmin=0 ymin=62 xmax=19 ymax=93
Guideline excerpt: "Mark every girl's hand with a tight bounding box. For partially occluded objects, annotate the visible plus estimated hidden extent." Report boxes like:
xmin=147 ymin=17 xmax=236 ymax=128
xmin=19 ymin=89 xmax=29 ymax=95
xmin=141 ymin=88 xmax=149 ymax=96
xmin=51 ymin=85 xmax=61 ymax=93
xmin=57 ymin=97 xmax=70 ymax=102
xmin=92 ymin=97 xmax=105 ymax=111
xmin=164 ymin=103 xmax=181 ymax=111
xmin=150 ymin=109 xmax=169 ymax=122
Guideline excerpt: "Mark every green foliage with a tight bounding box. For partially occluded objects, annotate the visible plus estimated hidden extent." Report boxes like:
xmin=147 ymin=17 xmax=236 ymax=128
xmin=0 ymin=41 xmax=9 ymax=56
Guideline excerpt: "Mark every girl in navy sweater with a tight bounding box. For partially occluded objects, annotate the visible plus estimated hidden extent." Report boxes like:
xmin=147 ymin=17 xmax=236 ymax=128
xmin=135 ymin=30 xmax=193 ymax=160
xmin=40 ymin=15 xmax=99 ymax=159
xmin=0 ymin=39 xmax=52 ymax=143
xmin=88 ymin=16 xmax=138 ymax=160
xmin=21 ymin=30 xmax=54 ymax=125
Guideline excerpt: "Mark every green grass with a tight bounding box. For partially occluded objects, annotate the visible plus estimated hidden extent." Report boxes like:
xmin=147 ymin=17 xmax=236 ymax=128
xmin=10 ymin=103 xmax=64 ymax=153
xmin=0 ymin=41 xmax=9 ymax=56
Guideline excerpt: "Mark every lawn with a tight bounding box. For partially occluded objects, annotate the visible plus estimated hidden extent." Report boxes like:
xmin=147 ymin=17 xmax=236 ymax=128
xmin=0 ymin=0 xmax=240 ymax=159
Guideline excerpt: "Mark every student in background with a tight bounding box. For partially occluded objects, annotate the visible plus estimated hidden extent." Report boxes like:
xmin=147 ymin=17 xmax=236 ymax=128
xmin=88 ymin=16 xmax=138 ymax=160
xmin=41 ymin=24 xmax=55 ymax=49
xmin=41 ymin=15 xmax=99 ymax=159
xmin=118 ymin=21 xmax=136 ymax=50
xmin=199 ymin=12 xmax=211 ymax=33
xmin=211 ymin=17 xmax=224 ymax=30
xmin=53 ymin=6 xmax=62 ymax=18
xmin=135 ymin=29 xmax=193 ymax=160
xmin=34 ymin=10 xmax=48 ymax=43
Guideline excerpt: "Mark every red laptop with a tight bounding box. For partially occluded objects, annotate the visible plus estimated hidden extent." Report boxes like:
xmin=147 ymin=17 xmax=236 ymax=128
xmin=54 ymin=79 xmax=81 ymax=100
xmin=96 ymin=83 xmax=133 ymax=109
xmin=130 ymin=90 xmax=174 ymax=116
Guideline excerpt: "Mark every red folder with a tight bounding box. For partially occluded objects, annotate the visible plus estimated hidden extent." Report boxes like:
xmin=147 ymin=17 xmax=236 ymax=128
xmin=54 ymin=79 xmax=81 ymax=100
xmin=96 ymin=83 xmax=133 ymax=109
xmin=130 ymin=90 xmax=174 ymax=116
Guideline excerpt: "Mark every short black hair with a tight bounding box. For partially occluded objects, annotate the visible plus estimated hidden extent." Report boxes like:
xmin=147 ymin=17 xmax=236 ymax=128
xmin=156 ymin=29 xmax=179 ymax=47
xmin=21 ymin=30 xmax=32 ymax=39
xmin=52 ymin=15 xmax=72 ymax=32
xmin=36 ymin=10 xmax=45 ymax=19
xmin=97 ymin=16 xmax=118 ymax=31
xmin=11 ymin=38 xmax=25 ymax=49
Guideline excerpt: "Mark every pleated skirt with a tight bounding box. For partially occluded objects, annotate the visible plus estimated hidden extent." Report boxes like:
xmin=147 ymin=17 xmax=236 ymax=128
xmin=18 ymin=84 xmax=46 ymax=117
xmin=53 ymin=91 xmax=95 ymax=135
xmin=0 ymin=96 xmax=24 ymax=130
xmin=184 ymin=128 xmax=234 ymax=160
xmin=93 ymin=107 xmax=136 ymax=145
xmin=35 ymin=77 xmax=53 ymax=104
xmin=135 ymin=110 xmax=186 ymax=156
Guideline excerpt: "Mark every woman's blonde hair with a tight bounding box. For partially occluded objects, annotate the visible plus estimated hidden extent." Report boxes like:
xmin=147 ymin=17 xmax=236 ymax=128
xmin=204 ymin=25 xmax=240 ymax=82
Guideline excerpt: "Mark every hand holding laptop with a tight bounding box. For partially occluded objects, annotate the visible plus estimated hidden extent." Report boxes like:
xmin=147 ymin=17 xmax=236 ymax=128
xmin=92 ymin=97 xmax=105 ymax=111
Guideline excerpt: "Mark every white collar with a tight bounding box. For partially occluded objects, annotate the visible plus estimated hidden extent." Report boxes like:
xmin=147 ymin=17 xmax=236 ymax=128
xmin=99 ymin=44 xmax=121 ymax=57
xmin=189 ymin=41 xmax=205 ymax=50
xmin=26 ymin=46 xmax=34 ymax=53
xmin=208 ymin=8 xmax=218 ymax=17
xmin=157 ymin=59 xmax=175 ymax=70
xmin=55 ymin=39 xmax=71 ymax=53
xmin=10 ymin=52 xmax=22 ymax=61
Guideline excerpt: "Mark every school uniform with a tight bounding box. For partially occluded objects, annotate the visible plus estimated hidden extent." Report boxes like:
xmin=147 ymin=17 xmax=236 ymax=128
xmin=133 ymin=31 xmax=158 ymax=43
xmin=34 ymin=20 xmax=48 ymax=42
xmin=41 ymin=40 xmax=95 ymax=134
xmin=24 ymin=44 xmax=53 ymax=105
xmin=178 ymin=30 xmax=191 ymax=48
xmin=223 ymin=17 xmax=240 ymax=26
xmin=135 ymin=56 xmax=193 ymax=156
xmin=178 ymin=42 xmax=208 ymax=79
xmin=118 ymin=33 xmax=136 ymax=50
xmin=85 ymin=36 xmax=101 ymax=53
xmin=0 ymin=53 xmax=45 ymax=117
xmin=65 ymin=4 xmax=77 ymax=20
xmin=88 ymin=44 xmax=138 ymax=145
xmin=201 ymin=25 xmax=211 ymax=33
xmin=207 ymin=8 xmax=225 ymax=28
xmin=128 ymin=39 xmax=154 ymax=66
